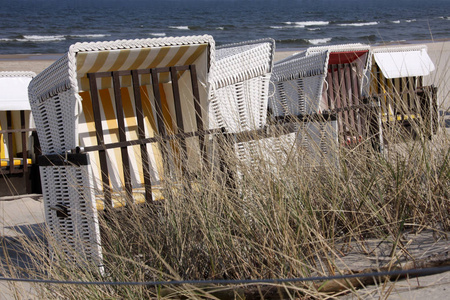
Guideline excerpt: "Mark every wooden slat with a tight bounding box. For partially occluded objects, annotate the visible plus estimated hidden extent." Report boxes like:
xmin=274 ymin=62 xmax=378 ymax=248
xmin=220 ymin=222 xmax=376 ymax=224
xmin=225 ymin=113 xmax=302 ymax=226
xmin=82 ymin=129 xmax=219 ymax=153
xmin=385 ymin=74 xmax=393 ymax=121
xmin=170 ymin=67 xmax=187 ymax=155
xmin=326 ymin=71 xmax=334 ymax=110
xmin=344 ymin=64 xmax=356 ymax=137
xmin=413 ymin=77 xmax=421 ymax=116
xmin=338 ymin=64 xmax=350 ymax=142
xmin=406 ymin=77 xmax=413 ymax=113
xmin=189 ymin=64 xmax=207 ymax=166
xmin=349 ymin=65 xmax=362 ymax=138
xmin=150 ymin=68 xmax=171 ymax=179
xmin=87 ymin=73 xmax=112 ymax=207
xmin=331 ymin=65 xmax=344 ymax=142
xmin=151 ymin=70 xmax=166 ymax=136
xmin=0 ymin=128 xmax=36 ymax=134
xmin=131 ymin=70 xmax=153 ymax=202
xmin=112 ymin=71 xmax=133 ymax=201
xmin=6 ymin=111 xmax=14 ymax=174
xmin=170 ymin=66 xmax=188 ymax=177
xmin=20 ymin=110 xmax=31 ymax=192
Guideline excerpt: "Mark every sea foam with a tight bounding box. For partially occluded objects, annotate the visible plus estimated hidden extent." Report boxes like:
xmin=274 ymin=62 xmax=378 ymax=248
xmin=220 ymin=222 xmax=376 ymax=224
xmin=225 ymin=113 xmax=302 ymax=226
xmin=70 ymin=34 xmax=110 ymax=38
xmin=169 ymin=26 xmax=190 ymax=30
xmin=338 ymin=22 xmax=378 ymax=27
xmin=308 ymin=38 xmax=332 ymax=45
xmin=19 ymin=35 xmax=65 ymax=42
xmin=284 ymin=21 xmax=329 ymax=27
xmin=150 ymin=33 xmax=166 ymax=37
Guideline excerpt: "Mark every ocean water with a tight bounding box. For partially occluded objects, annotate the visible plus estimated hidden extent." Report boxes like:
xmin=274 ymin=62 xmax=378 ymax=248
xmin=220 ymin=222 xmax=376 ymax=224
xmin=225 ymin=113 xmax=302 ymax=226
xmin=0 ymin=0 xmax=449 ymax=54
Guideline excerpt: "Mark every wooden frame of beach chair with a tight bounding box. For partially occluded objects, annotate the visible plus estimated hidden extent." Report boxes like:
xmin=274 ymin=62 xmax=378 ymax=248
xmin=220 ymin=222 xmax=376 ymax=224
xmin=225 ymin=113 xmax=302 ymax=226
xmin=369 ymin=45 xmax=437 ymax=142
xmin=303 ymin=44 xmax=381 ymax=149
xmin=28 ymin=35 xmax=216 ymax=268
xmin=0 ymin=71 xmax=39 ymax=196
xmin=268 ymin=50 xmax=340 ymax=168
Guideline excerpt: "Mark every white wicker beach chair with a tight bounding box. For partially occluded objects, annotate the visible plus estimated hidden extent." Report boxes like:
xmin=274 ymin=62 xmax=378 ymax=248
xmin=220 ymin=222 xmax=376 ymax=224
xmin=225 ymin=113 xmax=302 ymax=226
xmin=208 ymin=39 xmax=277 ymax=169
xmin=268 ymin=50 xmax=341 ymax=168
xmin=28 ymin=35 xmax=216 ymax=268
xmin=0 ymin=71 xmax=37 ymax=195
xmin=369 ymin=45 xmax=437 ymax=140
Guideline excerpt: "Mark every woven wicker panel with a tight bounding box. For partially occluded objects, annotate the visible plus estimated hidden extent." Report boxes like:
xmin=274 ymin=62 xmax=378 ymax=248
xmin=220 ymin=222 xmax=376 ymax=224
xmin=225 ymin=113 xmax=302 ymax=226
xmin=213 ymin=39 xmax=274 ymax=89
xmin=270 ymin=51 xmax=328 ymax=116
xmin=209 ymin=40 xmax=274 ymax=134
xmin=40 ymin=165 xmax=102 ymax=268
xmin=209 ymin=75 xmax=271 ymax=133
xmin=234 ymin=119 xmax=338 ymax=174
xmin=30 ymin=90 xmax=78 ymax=155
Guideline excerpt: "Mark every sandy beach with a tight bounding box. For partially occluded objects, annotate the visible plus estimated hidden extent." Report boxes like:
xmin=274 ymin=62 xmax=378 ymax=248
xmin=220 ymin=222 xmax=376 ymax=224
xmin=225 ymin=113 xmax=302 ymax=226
xmin=1 ymin=40 xmax=449 ymax=111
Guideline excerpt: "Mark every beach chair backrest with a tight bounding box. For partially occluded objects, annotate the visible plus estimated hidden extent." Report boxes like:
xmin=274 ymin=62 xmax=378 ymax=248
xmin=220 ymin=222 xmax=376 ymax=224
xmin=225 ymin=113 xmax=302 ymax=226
xmin=76 ymin=42 xmax=213 ymax=203
xmin=80 ymin=64 xmax=213 ymax=206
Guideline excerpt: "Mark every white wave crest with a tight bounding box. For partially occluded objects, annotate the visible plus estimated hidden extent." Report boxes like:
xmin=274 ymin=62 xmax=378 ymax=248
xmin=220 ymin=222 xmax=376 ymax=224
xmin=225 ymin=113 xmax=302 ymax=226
xmin=216 ymin=27 xmax=224 ymax=30
xmin=270 ymin=26 xmax=284 ymax=29
xmin=150 ymin=32 xmax=166 ymax=37
xmin=71 ymin=34 xmax=110 ymax=38
xmin=308 ymin=38 xmax=332 ymax=45
xmin=283 ymin=21 xmax=328 ymax=27
xmin=338 ymin=22 xmax=378 ymax=27
xmin=406 ymin=19 xmax=416 ymax=23
xmin=169 ymin=26 xmax=190 ymax=30
xmin=391 ymin=20 xmax=401 ymax=24
xmin=295 ymin=21 xmax=329 ymax=26
xmin=19 ymin=35 xmax=65 ymax=42
xmin=307 ymin=28 xmax=321 ymax=31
